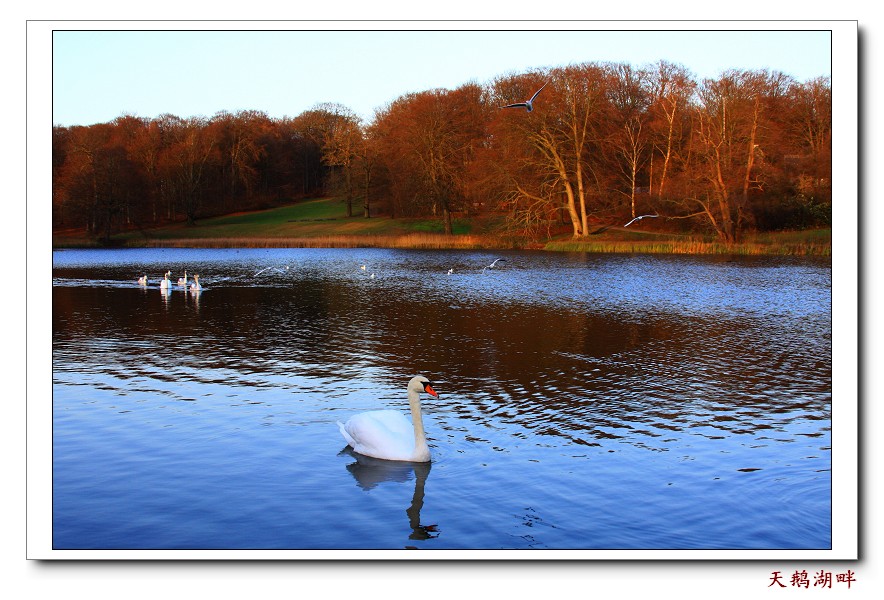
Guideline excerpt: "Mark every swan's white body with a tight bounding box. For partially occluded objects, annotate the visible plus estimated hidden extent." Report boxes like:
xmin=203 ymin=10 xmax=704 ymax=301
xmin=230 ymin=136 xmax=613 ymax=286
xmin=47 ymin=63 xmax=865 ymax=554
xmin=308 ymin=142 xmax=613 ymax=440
xmin=501 ymin=82 xmax=548 ymax=112
xmin=190 ymin=274 xmax=201 ymax=292
xmin=178 ymin=270 xmax=187 ymax=286
xmin=160 ymin=270 xmax=171 ymax=290
xmin=137 ymin=275 xmax=147 ymax=286
xmin=338 ymin=376 xmax=439 ymax=463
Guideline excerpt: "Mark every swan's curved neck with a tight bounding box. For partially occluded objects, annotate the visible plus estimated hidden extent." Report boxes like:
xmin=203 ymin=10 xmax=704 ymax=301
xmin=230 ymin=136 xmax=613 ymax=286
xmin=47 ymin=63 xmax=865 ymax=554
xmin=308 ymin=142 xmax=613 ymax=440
xmin=408 ymin=388 xmax=427 ymax=453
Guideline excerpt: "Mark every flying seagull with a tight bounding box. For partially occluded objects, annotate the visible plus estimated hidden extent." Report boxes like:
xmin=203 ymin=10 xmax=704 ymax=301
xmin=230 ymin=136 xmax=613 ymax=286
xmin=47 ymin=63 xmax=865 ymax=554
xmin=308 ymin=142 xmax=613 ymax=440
xmin=500 ymin=82 xmax=548 ymax=112
xmin=623 ymin=214 xmax=659 ymax=228
xmin=482 ymin=258 xmax=507 ymax=273
xmin=254 ymin=265 xmax=291 ymax=277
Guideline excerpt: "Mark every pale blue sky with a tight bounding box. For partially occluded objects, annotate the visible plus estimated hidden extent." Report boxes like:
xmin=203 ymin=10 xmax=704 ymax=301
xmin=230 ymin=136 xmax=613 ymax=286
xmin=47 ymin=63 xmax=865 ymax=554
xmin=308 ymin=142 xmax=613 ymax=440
xmin=52 ymin=28 xmax=833 ymax=127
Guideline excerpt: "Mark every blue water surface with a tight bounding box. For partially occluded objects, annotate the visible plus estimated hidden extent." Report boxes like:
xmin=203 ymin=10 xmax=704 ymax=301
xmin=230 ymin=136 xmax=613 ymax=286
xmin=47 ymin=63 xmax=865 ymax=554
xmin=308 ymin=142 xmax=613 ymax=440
xmin=51 ymin=248 xmax=832 ymax=551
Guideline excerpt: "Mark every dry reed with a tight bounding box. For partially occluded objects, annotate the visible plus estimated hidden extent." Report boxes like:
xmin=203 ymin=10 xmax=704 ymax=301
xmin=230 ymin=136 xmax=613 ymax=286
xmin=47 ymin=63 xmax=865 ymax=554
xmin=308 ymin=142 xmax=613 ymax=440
xmin=544 ymin=238 xmax=831 ymax=256
xmin=57 ymin=230 xmax=831 ymax=256
xmin=131 ymin=233 xmax=506 ymax=250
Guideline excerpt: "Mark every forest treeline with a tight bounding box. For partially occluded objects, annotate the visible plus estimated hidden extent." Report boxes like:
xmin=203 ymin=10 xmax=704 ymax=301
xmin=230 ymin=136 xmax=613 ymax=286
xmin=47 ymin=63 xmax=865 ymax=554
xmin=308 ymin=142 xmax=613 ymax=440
xmin=52 ymin=61 xmax=831 ymax=244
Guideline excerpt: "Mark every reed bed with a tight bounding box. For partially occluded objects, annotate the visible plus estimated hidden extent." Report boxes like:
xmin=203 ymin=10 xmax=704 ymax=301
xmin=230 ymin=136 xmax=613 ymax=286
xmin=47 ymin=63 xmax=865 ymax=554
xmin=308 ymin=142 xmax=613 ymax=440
xmin=544 ymin=238 xmax=831 ymax=256
xmin=131 ymin=232 xmax=507 ymax=250
xmin=60 ymin=232 xmax=831 ymax=256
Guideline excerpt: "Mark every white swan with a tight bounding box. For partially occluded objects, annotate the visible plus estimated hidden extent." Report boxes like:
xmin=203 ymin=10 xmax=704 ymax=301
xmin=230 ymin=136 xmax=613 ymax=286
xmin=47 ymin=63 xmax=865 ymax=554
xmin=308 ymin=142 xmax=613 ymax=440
xmin=178 ymin=270 xmax=188 ymax=286
xmin=337 ymin=376 xmax=439 ymax=463
xmin=500 ymin=82 xmax=548 ymax=112
xmin=190 ymin=274 xmax=201 ymax=292
xmin=137 ymin=275 xmax=148 ymax=286
xmin=160 ymin=270 xmax=171 ymax=290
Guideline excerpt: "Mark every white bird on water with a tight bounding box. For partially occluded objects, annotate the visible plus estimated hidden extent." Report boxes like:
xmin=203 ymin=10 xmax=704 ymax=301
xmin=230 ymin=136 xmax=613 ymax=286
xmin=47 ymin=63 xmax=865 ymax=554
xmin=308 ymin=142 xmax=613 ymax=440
xmin=500 ymin=82 xmax=548 ymax=112
xmin=447 ymin=268 xmax=454 ymax=275
xmin=177 ymin=270 xmax=188 ymax=286
xmin=190 ymin=274 xmax=201 ymax=292
xmin=137 ymin=275 xmax=148 ymax=286
xmin=623 ymin=214 xmax=659 ymax=228
xmin=337 ymin=376 xmax=440 ymax=462
xmin=160 ymin=270 xmax=172 ymax=290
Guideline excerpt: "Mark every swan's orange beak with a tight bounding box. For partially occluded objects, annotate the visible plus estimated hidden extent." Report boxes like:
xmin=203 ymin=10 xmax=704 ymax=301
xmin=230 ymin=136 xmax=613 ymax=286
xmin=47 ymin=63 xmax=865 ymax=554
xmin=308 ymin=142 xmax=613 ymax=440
xmin=424 ymin=383 xmax=439 ymax=398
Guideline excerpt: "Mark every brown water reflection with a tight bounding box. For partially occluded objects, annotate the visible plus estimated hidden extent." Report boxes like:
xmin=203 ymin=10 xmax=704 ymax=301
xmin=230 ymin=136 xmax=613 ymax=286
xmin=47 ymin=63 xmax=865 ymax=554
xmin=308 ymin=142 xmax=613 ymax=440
xmin=53 ymin=268 xmax=830 ymax=451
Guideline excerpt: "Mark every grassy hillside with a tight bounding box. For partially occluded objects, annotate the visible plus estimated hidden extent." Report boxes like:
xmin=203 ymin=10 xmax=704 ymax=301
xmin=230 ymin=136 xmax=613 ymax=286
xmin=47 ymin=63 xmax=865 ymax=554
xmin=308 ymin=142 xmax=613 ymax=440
xmin=52 ymin=197 xmax=831 ymax=256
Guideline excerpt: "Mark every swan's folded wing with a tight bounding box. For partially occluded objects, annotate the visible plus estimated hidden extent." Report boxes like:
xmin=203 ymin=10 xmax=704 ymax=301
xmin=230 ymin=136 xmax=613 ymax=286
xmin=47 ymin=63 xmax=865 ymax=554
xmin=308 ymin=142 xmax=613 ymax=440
xmin=340 ymin=411 xmax=414 ymax=460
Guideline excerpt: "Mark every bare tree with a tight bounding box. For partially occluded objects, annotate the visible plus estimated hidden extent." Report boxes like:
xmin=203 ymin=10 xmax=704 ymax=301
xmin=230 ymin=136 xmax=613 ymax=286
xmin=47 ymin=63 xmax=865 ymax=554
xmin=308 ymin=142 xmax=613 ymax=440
xmin=607 ymin=63 xmax=652 ymax=219
xmin=495 ymin=64 xmax=608 ymax=238
xmin=647 ymin=61 xmax=696 ymax=201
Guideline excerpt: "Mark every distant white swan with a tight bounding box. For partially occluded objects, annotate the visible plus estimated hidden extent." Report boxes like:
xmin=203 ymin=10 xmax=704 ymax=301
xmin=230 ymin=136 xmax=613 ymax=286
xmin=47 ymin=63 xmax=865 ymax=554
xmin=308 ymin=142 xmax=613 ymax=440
xmin=500 ymin=82 xmax=548 ymax=112
xmin=177 ymin=270 xmax=187 ymax=286
xmin=190 ymin=274 xmax=201 ymax=292
xmin=160 ymin=270 xmax=171 ymax=290
xmin=137 ymin=275 xmax=148 ymax=286
xmin=337 ymin=376 xmax=440 ymax=463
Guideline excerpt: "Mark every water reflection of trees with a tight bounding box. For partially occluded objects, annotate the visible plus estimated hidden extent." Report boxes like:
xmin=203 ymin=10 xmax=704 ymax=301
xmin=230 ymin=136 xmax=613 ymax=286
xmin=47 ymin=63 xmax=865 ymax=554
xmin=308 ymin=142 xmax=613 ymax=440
xmin=53 ymin=273 xmax=831 ymax=448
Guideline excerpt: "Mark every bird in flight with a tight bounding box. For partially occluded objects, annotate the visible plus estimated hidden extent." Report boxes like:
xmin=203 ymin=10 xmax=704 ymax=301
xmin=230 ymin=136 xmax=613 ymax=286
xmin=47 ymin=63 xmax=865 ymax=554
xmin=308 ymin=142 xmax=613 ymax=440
xmin=500 ymin=82 xmax=548 ymax=112
xmin=623 ymin=214 xmax=659 ymax=228
xmin=482 ymin=258 xmax=507 ymax=273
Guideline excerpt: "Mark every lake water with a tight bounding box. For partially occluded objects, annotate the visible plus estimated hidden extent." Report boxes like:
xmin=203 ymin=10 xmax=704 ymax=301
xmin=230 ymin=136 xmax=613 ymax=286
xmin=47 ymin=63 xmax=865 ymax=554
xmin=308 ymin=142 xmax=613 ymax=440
xmin=51 ymin=247 xmax=832 ymax=552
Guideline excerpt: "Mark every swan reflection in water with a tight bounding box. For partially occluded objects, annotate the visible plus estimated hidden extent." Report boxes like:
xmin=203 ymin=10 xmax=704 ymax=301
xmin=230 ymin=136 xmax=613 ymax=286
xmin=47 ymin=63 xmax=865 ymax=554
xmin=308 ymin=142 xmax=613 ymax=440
xmin=339 ymin=447 xmax=439 ymax=541
xmin=188 ymin=285 xmax=201 ymax=311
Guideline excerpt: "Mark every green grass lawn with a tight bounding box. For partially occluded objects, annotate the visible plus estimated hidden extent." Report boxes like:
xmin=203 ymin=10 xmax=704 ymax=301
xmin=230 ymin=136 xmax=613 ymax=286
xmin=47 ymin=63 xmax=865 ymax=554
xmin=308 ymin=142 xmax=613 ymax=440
xmin=120 ymin=198 xmax=404 ymax=241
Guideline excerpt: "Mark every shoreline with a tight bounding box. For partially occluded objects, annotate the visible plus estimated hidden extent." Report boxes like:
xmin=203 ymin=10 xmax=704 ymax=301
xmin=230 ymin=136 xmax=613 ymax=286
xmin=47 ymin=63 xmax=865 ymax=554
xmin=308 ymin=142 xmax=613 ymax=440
xmin=52 ymin=234 xmax=832 ymax=257
xmin=50 ymin=199 xmax=832 ymax=257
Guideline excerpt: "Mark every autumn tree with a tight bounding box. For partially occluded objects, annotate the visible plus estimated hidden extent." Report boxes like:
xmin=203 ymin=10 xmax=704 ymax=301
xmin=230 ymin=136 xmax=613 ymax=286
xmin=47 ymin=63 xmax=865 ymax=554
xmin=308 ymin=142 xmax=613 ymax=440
xmin=646 ymin=61 xmax=696 ymax=203
xmin=157 ymin=116 xmax=218 ymax=226
xmin=50 ymin=63 xmax=831 ymax=242
xmin=374 ymin=84 xmax=487 ymax=232
xmin=52 ymin=125 xmax=72 ymax=228
xmin=493 ymin=64 xmax=609 ymax=238
xmin=312 ymin=103 xmax=364 ymax=217
xmin=209 ymin=110 xmax=269 ymax=211
xmin=55 ymin=123 xmax=142 ymax=241
xmin=684 ymin=69 xmax=812 ymax=241
xmin=290 ymin=108 xmax=335 ymax=197
xmin=784 ymin=76 xmax=832 ymax=226
xmin=605 ymin=63 xmax=654 ymax=219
